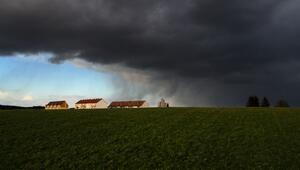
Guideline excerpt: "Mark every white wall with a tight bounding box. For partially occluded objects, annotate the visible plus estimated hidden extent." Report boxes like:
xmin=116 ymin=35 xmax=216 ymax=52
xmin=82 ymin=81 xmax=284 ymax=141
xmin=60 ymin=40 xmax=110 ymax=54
xmin=96 ymin=99 xmax=108 ymax=108
xmin=140 ymin=102 xmax=149 ymax=108
xmin=45 ymin=105 xmax=68 ymax=110
xmin=75 ymin=99 xmax=108 ymax=109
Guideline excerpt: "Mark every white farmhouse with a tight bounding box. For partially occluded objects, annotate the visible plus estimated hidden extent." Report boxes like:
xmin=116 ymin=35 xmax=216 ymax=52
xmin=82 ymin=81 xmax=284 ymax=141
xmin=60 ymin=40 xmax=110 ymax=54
xmin=45 ymin=101 xmax=69 ymax=110
xmin=75 ymin=98 xmax=108 ymax=109
xmin=158 ymin=98 xmax=169 ymax=108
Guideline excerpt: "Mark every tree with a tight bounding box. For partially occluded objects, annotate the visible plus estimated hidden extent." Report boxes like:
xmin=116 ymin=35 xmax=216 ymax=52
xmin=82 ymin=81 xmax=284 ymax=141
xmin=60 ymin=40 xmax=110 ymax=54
xmin=246 ymin=96 xmax=260 ymax=107
xmin=275 ymin=99 xmax=289 ymax=107
xmin=261 ymin=97 xmax=270 ymax=107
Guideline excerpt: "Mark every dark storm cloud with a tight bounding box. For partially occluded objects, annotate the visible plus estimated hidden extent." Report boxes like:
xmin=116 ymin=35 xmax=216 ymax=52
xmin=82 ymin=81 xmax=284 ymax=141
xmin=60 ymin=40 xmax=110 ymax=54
xmin=1 ymin=0 xmax=300 ymax=106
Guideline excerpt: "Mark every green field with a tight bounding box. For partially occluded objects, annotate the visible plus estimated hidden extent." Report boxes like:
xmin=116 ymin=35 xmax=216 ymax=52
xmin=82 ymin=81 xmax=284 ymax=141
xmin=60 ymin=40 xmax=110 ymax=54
xmin=1 ymin=108 xmax=300 ymax=169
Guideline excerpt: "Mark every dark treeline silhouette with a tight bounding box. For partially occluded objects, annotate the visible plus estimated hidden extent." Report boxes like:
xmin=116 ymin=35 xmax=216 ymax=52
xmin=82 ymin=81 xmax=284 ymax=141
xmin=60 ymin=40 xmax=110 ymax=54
xmin=246 ymin=96 xmax=260 ymax=107
xmin=0 ymin=104 xmax=45 ymax=110
xmin=261 ymin=97 xmax=270 ymax=107
xmin=246 ymin=96 xmax=290 ymax=107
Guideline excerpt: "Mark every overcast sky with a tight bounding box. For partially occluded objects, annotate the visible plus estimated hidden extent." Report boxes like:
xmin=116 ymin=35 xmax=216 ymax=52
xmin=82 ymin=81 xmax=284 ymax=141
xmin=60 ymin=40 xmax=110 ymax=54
xmin=1 ymin=0 xmax=300 ymax=107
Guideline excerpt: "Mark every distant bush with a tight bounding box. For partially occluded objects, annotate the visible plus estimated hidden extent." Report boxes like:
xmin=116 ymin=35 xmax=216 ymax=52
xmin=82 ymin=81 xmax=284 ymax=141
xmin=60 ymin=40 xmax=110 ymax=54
xmin=31 ymin=106 xmax=45 ymax=109
xmin=275 ymin=100 xmax=290 ymax=107
xmin=261 ymin=97 xmax=270 ymax=107
xmin=246 ymin=96 xmax=260 ymax=107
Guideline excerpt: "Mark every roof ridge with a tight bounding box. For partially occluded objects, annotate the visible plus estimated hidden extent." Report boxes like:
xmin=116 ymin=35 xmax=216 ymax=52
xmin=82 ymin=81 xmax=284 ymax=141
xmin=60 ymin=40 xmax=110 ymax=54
xmin=76 ymin=98 xmax=103 ymax=104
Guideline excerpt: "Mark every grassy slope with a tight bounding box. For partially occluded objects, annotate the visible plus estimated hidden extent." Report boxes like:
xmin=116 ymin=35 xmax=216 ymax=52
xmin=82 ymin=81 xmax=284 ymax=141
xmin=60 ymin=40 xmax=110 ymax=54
xmin=1 ymin=108 xmax=300 ymax=169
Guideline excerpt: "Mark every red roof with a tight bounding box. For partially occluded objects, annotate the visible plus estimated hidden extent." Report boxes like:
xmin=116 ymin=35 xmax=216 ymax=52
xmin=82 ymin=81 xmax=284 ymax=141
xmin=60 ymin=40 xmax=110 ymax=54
xmin=109 ymin=100 xmax=146 ymax=107
xmin=46 ymin=101 xmax=67 ymax=106
xmin=76 ymin=98 xmax=102 ymax=104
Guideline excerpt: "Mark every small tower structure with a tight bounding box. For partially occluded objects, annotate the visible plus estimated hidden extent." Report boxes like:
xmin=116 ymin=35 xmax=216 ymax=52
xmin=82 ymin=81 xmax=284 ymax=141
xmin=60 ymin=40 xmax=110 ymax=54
xmin=158 ymin=98 xmax=169 ymax=108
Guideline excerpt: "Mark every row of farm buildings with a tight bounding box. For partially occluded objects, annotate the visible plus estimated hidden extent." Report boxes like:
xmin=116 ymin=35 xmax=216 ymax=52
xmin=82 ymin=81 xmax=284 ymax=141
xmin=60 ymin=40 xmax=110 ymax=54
xmin=45 ymin=98 xmax=169 ymax=110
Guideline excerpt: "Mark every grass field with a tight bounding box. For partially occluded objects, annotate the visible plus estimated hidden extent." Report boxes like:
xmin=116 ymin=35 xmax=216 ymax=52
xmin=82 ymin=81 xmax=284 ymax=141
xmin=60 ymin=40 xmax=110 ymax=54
xmin=1 ymin=108 xmax=300 ymax=169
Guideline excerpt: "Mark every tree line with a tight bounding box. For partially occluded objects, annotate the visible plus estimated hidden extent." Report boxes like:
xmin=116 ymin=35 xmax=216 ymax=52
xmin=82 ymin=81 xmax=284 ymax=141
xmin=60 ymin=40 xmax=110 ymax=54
xmin=246 ymin=96 xmax=289 ymax=107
